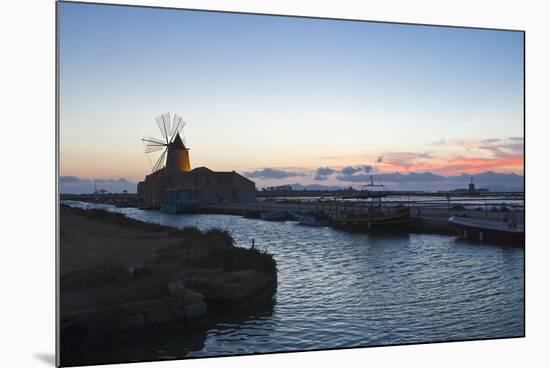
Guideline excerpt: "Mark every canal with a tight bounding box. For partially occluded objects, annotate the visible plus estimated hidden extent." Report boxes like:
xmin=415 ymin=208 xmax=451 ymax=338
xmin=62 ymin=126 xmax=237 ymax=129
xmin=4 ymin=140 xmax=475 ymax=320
xmin=62 ymin=201 xmax=524 ymax=364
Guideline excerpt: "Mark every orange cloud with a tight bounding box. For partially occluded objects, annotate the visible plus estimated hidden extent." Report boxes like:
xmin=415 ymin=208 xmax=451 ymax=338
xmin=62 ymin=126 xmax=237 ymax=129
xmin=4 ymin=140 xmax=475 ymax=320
xmin=432 ymin=155 xmax=524 ymax=175
xmin=377 ymin=154 xmax=523 ymax=176
xmin=376 ymin=137 xmax=524 ymax=176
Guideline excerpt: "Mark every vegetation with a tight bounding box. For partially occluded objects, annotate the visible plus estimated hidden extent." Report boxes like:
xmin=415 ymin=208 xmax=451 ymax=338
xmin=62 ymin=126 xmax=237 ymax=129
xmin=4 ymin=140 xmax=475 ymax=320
xmin=63 ymin=205 xmax=168 ymax=232
xmin=149 ymin=226 xmax=276 ymax=275
xmin=62 ymin=205 xmax=277 ymax=276
xmin=207 ymin=244 xmax=277 ymax=275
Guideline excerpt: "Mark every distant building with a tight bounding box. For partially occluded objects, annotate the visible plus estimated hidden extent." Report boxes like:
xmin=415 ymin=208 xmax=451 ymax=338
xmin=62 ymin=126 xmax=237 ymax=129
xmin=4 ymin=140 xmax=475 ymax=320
xmin=468 ymin=177 xmax=476 ymax=193
xmin=450 ymin=177 xmax=489 ymax=194
xmin=263 ymin=184 xmax=292 ymax=191
xmin=137 ymin=133 xmax=255 ymax=208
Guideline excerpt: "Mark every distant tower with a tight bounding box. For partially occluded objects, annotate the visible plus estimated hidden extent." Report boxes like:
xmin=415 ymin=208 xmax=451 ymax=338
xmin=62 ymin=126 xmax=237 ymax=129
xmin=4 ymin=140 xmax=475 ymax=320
xmin=166 ymin=132 xmax=191 ymax=174
xmin=468 ymin=176 xmax=476 ymax=193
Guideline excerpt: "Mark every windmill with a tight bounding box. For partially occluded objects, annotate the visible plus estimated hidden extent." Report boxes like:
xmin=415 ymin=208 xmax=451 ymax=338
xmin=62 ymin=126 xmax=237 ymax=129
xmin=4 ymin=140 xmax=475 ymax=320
xmin=142 ymin=112 xmax=191 ymax=173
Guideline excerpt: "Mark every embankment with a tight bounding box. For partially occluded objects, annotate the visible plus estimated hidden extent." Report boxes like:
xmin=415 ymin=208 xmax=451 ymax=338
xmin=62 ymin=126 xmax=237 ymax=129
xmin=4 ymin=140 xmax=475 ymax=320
xmin=59 ymin=205 xmax=277 ymax=358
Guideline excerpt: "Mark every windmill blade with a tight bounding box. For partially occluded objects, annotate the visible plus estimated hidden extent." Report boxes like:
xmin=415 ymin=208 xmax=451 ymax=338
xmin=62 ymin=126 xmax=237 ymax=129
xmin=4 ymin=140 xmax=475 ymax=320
xmin=170 ymin=114 xmax=187 ymax=141
xmin=144 ymin=144 xmax=165 ymax=154
xmin=155 ymin=113 xmax=171 ymax=143
xmin=142 ymin=137 xmax=166 ymax=153
xmin=142 ymin=137 xmax=166 ymax=145
xmin=152 ymin=148 xmax=167 ymax=172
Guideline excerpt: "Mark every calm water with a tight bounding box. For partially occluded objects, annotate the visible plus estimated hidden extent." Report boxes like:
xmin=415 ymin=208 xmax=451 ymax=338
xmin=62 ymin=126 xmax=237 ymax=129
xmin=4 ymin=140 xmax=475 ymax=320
xmin=63 ymin=201 xmax=524 ymax=364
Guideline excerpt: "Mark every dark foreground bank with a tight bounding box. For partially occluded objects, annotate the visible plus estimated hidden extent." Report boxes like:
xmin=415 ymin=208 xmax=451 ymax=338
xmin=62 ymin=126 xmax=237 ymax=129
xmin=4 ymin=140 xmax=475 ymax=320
xmin=59 ymin=205 xmax=277 ymax=366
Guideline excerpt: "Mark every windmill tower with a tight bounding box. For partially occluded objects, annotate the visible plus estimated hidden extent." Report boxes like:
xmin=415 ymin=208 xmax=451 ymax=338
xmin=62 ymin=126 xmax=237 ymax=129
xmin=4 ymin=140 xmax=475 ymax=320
xmin=142 ymin=112 xmax=191 ymax=175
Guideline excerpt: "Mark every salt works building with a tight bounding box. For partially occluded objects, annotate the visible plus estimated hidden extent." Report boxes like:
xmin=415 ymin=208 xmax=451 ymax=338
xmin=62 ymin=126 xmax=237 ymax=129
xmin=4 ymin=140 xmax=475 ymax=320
xmin=137 ymin=130 xmax=255 ymax=211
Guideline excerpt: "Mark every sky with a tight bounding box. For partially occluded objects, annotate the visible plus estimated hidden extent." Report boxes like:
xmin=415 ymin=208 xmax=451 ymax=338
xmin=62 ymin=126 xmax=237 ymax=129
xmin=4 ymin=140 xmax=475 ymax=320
xmin=58 ymin=2 xmax=524 ymax=192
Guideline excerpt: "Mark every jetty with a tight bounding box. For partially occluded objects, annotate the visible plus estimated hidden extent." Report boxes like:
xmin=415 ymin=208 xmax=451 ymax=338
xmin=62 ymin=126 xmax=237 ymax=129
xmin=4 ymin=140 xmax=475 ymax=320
xmin=61 ymin=191 xmax=524 ymax=235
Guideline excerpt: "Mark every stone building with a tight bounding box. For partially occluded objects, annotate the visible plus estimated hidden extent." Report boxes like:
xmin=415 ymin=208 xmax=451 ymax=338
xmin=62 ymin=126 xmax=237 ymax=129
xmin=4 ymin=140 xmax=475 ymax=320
xmin=137 ymin=133 xmax=255 ymax=207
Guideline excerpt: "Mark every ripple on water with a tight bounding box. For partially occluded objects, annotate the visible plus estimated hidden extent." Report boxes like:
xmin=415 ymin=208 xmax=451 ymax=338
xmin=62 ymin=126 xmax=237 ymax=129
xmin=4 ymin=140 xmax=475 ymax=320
xmin=63 ymin=202 xmax=524 ymax=359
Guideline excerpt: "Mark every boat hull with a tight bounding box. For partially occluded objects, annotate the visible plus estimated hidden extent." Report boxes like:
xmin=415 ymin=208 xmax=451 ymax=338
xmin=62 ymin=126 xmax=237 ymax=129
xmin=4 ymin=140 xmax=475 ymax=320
xmin=450 ymin=222 xmax=524 ymax=246
xmin=330 ymin=207 xmax=411 ymax=231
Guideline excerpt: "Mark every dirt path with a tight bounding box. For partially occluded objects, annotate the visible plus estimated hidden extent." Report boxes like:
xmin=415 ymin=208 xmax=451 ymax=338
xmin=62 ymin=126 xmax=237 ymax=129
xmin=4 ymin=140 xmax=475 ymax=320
xmin=60 ymin=207 xmax=181 ymax=275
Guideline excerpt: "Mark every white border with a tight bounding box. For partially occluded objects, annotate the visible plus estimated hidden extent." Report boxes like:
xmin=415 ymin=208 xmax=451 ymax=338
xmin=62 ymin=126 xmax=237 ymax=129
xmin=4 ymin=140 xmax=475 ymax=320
xmin=2 ymin=0 xmax=549 ymax=367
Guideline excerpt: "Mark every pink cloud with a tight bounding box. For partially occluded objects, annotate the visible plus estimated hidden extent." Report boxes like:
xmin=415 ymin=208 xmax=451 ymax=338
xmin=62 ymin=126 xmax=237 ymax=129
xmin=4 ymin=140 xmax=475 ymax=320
xmin=378 ymin=137 xmax=523 ymax=175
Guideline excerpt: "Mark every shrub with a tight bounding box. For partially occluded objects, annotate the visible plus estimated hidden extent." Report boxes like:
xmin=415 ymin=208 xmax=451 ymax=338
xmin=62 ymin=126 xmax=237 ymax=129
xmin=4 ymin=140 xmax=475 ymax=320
xmin=206 ymin=246 xmax=277 ymax=275
xmin=204 ymin=228 xmax=235 ymax=248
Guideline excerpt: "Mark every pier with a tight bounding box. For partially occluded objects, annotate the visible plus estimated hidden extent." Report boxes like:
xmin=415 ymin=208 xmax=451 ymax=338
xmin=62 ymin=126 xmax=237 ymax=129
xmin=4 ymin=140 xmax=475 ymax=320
xmin=61 ymin=191 xmax=524 ymax=236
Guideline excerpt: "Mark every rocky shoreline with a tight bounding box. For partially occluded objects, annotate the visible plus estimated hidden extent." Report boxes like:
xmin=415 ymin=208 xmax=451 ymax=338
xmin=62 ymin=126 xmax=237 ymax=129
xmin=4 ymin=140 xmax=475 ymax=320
xmin=59 ymin=205 xmax=277 ymax=362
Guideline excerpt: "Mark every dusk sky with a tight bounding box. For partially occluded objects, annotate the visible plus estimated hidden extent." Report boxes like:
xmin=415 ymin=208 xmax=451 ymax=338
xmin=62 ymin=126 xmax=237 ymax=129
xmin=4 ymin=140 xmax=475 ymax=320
xmin=59 ymin=2 xmax=524 ymax=192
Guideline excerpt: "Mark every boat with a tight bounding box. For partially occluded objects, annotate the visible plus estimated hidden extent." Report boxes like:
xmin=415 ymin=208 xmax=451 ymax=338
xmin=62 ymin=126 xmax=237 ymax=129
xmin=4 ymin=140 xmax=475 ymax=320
xmin=295 ymin=212 xmax=330 ymax=227
xmin=330 ymin=176 xmax=411 ymax=230
xmin=260 ymin=211 xmax=288 ymax=221
xmin=448 ymin=212 xmax=524 ymax=246
xmin=330 ymin=206 xmax=411 ymax=230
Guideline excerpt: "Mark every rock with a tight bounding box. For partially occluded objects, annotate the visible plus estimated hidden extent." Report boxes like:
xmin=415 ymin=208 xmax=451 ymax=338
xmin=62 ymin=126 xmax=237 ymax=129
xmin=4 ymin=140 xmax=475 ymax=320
xmin=222 ymin=283 xmax=248 ymax=301
xmin=167 ymin=296 xmax=185 ymax=309
xmin=183 ymin=302 xmax=207 ymax=320
xmin=183 ymin=290 xmax=204 ymax=305
xmin=168 ymin=280 xmax=188 ymax=297
xmin=230 ymin=269 xmax=261 ymax=288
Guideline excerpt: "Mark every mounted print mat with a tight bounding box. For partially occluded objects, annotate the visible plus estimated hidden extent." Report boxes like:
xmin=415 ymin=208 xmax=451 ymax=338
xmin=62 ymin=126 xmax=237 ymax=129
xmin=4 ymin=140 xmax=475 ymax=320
xmin=57 ymin=1 xmax=525 ymax=366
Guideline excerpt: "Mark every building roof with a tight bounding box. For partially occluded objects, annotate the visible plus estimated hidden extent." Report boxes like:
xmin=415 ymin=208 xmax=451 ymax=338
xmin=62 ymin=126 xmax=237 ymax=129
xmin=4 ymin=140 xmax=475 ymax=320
xmin=181 ymin=167 xmax=255 ymax=184
xmin=170 ymin=133 xmax=187 ymax=150
xmin=142 ymin=166 xmax=255 ymax=186
xmin=190 ymin=167 xmax=214 ymax=174
xmin=145 ymin=167 xmax=165 ymax=179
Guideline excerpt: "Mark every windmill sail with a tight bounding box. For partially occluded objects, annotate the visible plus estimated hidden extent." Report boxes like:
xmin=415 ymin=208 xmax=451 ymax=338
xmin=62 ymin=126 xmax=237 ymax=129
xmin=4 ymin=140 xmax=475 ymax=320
xmin=170 ymin=114 xmax=186 ymax=141
xmin=155 ymin=113 xmax=171 ymax=143
xmin=142 ymin=137 xmax=166 ymax=153
xmin=144 ymin=112 xmax=189 ymax=173
xmin=152 ymin=149 xmax=167 ymax=172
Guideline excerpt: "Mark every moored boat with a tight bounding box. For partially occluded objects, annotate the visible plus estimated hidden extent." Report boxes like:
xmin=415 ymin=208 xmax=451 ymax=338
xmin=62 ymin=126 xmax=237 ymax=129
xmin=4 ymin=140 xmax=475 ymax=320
xmin=448 ymin=212 xmax=524 ymax=246
xmin=330 ymin=177 xmax=410 ymax=231
xmin=295 ymin=212 xmax=330 ymax=227
xmin=330 ymin=206 xmax=411 ymax=230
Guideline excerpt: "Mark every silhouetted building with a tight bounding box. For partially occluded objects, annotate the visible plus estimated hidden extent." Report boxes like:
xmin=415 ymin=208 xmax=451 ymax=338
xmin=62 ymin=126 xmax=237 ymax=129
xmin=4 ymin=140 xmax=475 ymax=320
xmin=468 ymin=177 xmax=476 ymax=193
xmin=137 ymin=136 xmax=255 ymax=207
